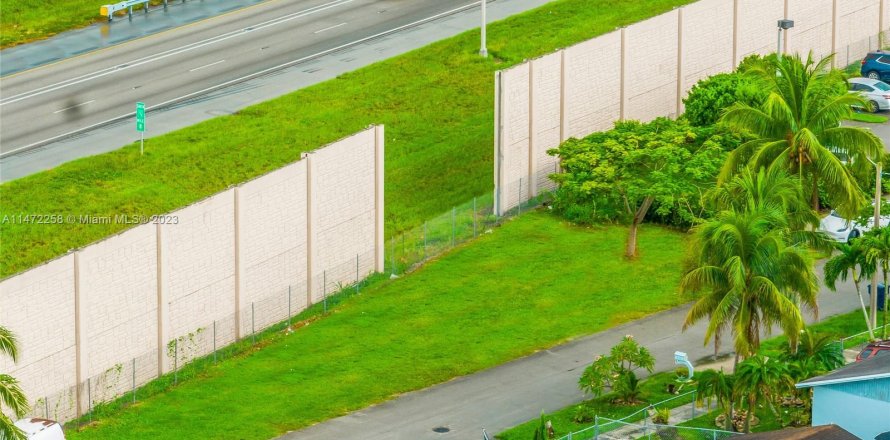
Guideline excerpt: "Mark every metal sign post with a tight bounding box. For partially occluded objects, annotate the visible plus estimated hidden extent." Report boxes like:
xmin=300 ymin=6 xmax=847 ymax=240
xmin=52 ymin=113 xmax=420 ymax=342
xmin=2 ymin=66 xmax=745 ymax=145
xmin=136 ymin=102 xmax=145 ymax=155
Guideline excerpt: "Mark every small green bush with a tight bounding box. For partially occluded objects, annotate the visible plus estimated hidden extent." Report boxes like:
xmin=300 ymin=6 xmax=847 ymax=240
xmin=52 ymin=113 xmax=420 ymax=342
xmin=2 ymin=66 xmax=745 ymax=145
xmin=682 ymin=72 xmax=767 ymax=127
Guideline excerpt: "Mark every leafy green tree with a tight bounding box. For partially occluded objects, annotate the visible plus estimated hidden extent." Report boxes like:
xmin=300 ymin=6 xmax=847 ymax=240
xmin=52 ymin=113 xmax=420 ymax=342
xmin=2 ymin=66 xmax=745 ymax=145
xmin=824 ymin=241 xmax=876 ymax=340
xmin=0 ymin=326 xmax=27 ymax=440
xmin=683 ymin=72 xmax=767 ymax=127
xmin=719 ymin=53 xmax=883 ymax=218
xmin=694 ymin=369 xmax=736 ymax=431
xmin=578 ymin=336 xmax=655 ymax=402
xmin=578 ymin=355 xmax=613 ymax=398
xmin=735 ymin=355 xmax=792 ymax=433
xmin=861 ymin=227 xmax=890 ymax=338
xmin=682 ymin=168 xmax=821 ymax=360
xmin=550 ymin=118 xmax=730 ymax=257
xmin=609 ymin=335 xmax=655 ymax=375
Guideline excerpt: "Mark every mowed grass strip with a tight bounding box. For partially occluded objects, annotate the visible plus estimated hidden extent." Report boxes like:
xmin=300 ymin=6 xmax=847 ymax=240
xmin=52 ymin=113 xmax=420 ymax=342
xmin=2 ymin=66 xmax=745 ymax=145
xmin=0 ymin=0 xmax=693 ymax=278
xmin=67 ymin=211 xmax=688 ymax=439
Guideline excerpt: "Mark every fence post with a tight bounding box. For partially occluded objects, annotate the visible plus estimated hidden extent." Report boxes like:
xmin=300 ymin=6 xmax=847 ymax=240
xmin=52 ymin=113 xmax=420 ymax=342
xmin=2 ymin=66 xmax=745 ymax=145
xmin=288 ymin=286 xmax=292 ymax=328
xmin=473 ymin=197 xmax=478 ymax=238
xmin=518 ymin=177 xmax=523 ymax=215
xmin=174 ymin=339 xmax=178 ymax=384
xmin=323 ymin=270 xmax=328 ymax=314
xmin=390 ymin=236 xmax=396 ymax=277
xmin=44 ymin=396 xmax=49 ymax=419
xmin=594 ymin=415 xmax=599 ymax=439
xmin=213 ymin=320 xmax=217 ymax=363
xmin=355 ymin=254 xmax=360 ymax=295
xmin=692 ymin=390 xmax=696 ymax=420
xmin=713 ymin=431 xmax=717 ymax=440
xmin=87 ymin=377 xmax=92 ymax=423
xmin=132 ymin=357 xmax=136 ymax=404
xmin=251 ymin=302 xmax=256 ymax=345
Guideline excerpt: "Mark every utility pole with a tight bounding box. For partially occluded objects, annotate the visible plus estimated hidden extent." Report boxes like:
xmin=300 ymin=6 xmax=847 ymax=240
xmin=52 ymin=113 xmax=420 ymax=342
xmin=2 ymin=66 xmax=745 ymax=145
xmin=480 ymin=0 xmax=488 ymax=57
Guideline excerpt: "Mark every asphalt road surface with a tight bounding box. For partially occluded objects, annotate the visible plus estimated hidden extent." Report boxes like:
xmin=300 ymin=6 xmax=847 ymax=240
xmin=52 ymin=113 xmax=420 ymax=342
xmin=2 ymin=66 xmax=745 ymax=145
xmin=0 ymin=0 xmax=476 ymax=157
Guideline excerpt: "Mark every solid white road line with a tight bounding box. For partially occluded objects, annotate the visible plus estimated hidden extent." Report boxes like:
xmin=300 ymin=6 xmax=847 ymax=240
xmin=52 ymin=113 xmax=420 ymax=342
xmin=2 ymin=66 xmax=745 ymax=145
xmin=52 ymin=100 xmax=95 ymax=114
xmin=0 ymin=1 xmax=481 ymax=158
xmin=0 ymin=0 xmax=355 ymax=106
xmin=189 ymin=60 xmax=226 ymax=72
xmin=314 ymin=22 xmax=347 ymax=34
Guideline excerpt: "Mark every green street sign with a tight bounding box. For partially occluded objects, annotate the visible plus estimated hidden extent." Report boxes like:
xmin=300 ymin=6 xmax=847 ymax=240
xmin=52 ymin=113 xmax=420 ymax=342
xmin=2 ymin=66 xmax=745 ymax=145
xmin=136 ymin=102 xmax=145 ymax=132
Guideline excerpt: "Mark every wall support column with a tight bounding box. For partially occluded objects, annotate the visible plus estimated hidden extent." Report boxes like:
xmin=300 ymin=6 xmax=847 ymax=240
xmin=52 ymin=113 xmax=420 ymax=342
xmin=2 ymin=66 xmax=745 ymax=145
xmin=619 ymin=27 xmax=627 ymax=121
xmin=73 ymin=252 xmax=85 ymax=417
xmin=374 ymin=125 xmax=385 ymax=273
xmin=732 ymin=0 xmax=739 ymax=67
xmin=527 ymin=61 xmax=537 ymax=199
xmin=676 ymin=7 xmax=684 ymax=117
xmin=304 ymin=152 xmax=315 ymax=306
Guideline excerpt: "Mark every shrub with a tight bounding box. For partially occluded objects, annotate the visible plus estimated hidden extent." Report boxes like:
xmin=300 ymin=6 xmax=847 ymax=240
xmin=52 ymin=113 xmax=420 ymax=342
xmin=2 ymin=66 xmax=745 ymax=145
xmin=683 ymin=72 xmax=767 ymax=127
xmin=653 ymin=407 xmax=671 ymax=424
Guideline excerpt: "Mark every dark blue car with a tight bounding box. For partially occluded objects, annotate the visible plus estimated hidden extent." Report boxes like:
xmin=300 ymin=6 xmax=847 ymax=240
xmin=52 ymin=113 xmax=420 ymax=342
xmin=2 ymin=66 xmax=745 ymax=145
xmin=861 ymin=51 xmax=890 ymax=81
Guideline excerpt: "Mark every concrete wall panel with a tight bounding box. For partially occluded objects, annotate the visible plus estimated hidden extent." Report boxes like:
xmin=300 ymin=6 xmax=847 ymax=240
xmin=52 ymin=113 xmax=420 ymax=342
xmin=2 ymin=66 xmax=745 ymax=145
xmin=0 ymin=255 xmax=76 ymax=421
xmin=238 ymin=161 xmax=309 ymax=334
xmin=736 ymin=0 xmax=785 ymax=60
xmin=681 ymin=0 xmax=734 ymax=102
xmin=310 ymin=129 xmax=377 ymax=303
xmin=499 ymin=65 xmax=531 ymax=213
xmin=161 ymin=189 xmax=236 ymax=365
xmin=77 ymin=223 xmax=158 ymax=400
xmin=531 ymin=52 xmax=562 ymax=193
xmin=625 ymin=10 xmax=680 ymax=122
xmin=837 ymin=0 xmax=881 ymax=66
xmin=564 ymin=30 xmax=621 ymax=138
xmin=787 ymin=0 xmax=834 ymax=61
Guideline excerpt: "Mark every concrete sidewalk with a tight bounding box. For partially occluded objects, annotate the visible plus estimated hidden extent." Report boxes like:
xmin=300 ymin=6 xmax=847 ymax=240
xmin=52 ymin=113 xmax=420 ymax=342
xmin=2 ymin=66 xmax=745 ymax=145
xmin=277 ymin=263 xmax=864 ymax=440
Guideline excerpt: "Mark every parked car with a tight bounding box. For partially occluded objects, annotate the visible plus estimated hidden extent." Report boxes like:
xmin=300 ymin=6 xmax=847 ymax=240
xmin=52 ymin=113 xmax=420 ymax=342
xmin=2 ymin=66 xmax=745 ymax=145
xmin=861 ymin=50 xmax=890 ymax=82
xmin=856 ymin=340 xmax=890 ymax=362
xmin=848 ymin=77 xmax=890 ymax=112
xmin=13 ymin=418 xmax=65 ymax=440
xmin=819 ymin=207 xmax=890 ymax=243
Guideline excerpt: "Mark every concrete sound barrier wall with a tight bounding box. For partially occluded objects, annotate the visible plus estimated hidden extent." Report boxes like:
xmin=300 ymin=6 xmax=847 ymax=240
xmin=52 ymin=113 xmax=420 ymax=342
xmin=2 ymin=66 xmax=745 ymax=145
xmin=0 ymin=126 xmax=384 ymax=422
xmin=495 ymin=0 xmax=889 ymax=215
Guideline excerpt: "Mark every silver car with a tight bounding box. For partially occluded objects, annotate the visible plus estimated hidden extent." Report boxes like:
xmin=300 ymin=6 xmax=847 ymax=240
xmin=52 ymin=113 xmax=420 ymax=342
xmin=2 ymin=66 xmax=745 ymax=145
xmin=849 ymin=77 xmax=890 ymax=113
xmin=819 ymin=209 xmax=890 ymax=243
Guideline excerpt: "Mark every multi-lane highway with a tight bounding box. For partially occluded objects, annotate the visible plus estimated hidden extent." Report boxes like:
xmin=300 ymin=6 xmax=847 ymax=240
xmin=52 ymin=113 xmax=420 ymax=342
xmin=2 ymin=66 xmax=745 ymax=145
xmin=0 ymin=0 xmax=477 ymax=157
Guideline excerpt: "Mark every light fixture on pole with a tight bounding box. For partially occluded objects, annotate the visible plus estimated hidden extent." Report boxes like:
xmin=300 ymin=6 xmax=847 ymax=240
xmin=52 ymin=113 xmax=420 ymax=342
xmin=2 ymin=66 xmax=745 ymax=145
xmin=777 ymin=19 xmax=794 ymax=57
xmin=480 ymin=0 xmax=488 ymax=57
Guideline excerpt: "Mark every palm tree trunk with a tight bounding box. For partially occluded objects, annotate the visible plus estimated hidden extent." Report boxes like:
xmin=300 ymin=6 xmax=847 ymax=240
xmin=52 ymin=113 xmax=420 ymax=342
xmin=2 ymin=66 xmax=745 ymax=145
xmin=728 ymin=352 xmax=740 ymax=431
xmin=811 ymin=176 xmax=820 ymax=212
xmin=853 ymin=276 xmax=875 ymax=340
xmin=744 ymin=395 xmax=755 ymax=433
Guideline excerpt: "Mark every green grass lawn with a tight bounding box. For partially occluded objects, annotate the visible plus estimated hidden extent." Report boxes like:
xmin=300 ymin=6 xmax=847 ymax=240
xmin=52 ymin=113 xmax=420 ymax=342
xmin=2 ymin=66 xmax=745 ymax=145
xmin=65 ymin=211 xmax=688 ymax=439
xmin=847 ymin=112 xmax=889 ymax=123
xmin=0 ymin=0 xmax=693 ymax=278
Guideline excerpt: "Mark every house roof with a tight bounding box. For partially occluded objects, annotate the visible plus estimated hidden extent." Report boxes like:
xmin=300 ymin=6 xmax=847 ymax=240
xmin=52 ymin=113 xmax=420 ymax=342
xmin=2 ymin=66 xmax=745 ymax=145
xmin=797 ymin=353 xmax=890 ymax=388
xmin=736 ymin=425 xmax=858 ymax=440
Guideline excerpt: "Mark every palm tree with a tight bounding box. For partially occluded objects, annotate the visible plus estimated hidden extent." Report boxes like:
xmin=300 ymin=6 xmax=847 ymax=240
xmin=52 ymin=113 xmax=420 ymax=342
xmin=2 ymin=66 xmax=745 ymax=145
xmin=824 ymin=240 xmax=876 ymax=339
xmin=682 ymin=178 xmax=820 ymax=360
xmin=695 ymin=369 xmax=736 ymax=431
xmin=787 ymin=328 xmax=845 ymax=371
xmin=735 ymin=355 xmax=792 ymax=433
xmin=0 ymin=326 xmax=28 ymax=440
xmin=861 ymin=227 xmax=890 ymax=338
xmin=719 ymin=52 xmax=883 ymax=218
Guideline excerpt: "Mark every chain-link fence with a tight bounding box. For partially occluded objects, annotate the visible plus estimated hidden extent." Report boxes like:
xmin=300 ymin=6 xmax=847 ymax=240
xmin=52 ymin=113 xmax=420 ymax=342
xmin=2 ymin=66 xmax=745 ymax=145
xmin=836 ymin=31 xmax=889 ymax=70
xmin=32 ymin=181 xmax=549 ymax=430
xmin=553 ymin=391 xmax=739 ymax=440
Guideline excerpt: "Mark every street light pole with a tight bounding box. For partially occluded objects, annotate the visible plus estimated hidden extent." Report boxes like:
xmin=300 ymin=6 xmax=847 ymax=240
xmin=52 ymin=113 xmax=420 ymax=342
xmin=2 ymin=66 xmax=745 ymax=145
xmin=777 ymin=19 xmax=794 ymax=59
xmin=480 ymin=0 xmax=488 ymax=57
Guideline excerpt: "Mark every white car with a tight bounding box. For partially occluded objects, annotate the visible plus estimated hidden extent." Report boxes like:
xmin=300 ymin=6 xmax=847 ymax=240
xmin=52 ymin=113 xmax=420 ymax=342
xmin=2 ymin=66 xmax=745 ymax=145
xmin=819 ymin=209 xmax=890 ymax=243
xmin=13 ymin=418 xmax=65 ymax=440
xmin=848 ymin=77 xmax=890 ymax=113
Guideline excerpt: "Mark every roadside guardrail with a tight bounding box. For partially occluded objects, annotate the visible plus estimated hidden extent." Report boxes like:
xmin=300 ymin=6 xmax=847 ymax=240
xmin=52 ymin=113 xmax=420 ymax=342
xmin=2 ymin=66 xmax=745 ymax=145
xmin=101 ymin=0 xmax=183 ymax=22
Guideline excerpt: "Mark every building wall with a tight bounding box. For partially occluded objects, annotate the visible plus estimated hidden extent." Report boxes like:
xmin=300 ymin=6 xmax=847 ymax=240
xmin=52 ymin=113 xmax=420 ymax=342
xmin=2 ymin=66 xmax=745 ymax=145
xmin=812 ymin=378 xmax=890 ymax=440
xmin=0 ymin=126 xmax=384 ymax=422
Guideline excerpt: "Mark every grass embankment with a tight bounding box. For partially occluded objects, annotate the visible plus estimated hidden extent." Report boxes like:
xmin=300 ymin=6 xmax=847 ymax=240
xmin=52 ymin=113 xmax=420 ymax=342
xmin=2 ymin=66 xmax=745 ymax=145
xmin=499 ymin=309 xmax=871 ymax=439
xmin=847 ymin=112 xmax=889 ymax=123
xmin=0 ymin=0 xmax=693 ymax=278
xmin=66 ymin=211 xmax=688 ymax=439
